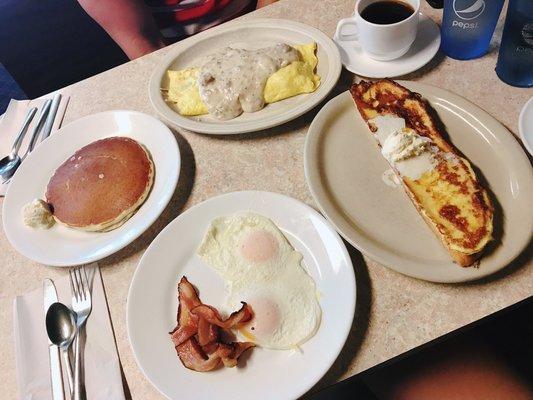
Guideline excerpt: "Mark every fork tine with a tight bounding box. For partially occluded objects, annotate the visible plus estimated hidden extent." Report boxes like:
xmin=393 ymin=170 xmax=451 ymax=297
xmin=81 ymin=265 xmax=91 ymax=299
xmin=75 ymin=268 xmax=85 ymax=301
xmin=68 ymin=269 xmax=75 ymax=299
xmin=69 ymin=268 xmax=79 ymax=301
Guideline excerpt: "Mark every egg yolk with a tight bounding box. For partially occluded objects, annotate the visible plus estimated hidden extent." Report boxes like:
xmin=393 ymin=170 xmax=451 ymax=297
xmin=239 ymin=230 xmax=278 ymax=263
xmin=243 ymin=297 xmax=280 ymax=339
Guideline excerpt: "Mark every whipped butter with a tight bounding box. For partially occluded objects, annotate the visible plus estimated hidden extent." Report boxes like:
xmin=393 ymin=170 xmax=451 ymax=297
xmin=22 ymin=199 xmax=55 ymax=229
xmin=369 ymin=115 xmax=437 ymax=180
xmin=381 ymin=128 xmax=433 ymax=162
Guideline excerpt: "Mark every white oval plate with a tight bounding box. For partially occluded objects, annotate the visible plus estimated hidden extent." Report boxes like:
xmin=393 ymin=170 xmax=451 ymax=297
xmin=304 ymin=83 xmax=533 ymax=283
xmin=519 ymin=96 xmax=533 ymax=157
xmin=149 ymin=19 xmax=341 ymax=134
xmin=3 ymin=110 xmax=180 ymax=266
xmin=127 ymin=191 xmax=356 ymax=400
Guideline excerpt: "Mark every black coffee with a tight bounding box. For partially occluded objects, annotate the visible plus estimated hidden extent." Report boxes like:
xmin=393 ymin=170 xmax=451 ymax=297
xmin=361 ymin=1 xmax=414 ymax=24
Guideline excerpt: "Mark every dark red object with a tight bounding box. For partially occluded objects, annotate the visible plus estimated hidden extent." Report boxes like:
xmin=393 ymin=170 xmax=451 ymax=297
xmin=170 ymin=277 xmax=254 ymax=372
xmin=145 ymin=0 xmax=182 ymax=6
xmin=150 ymin=0 xmax=233 ymax=27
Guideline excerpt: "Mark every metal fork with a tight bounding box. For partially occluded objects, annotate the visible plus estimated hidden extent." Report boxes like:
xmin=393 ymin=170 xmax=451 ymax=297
xmin=69 ymin=266 xmax=92 ymax=400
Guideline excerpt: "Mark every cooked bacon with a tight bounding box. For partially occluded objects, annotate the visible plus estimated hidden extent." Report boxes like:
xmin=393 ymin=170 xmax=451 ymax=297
xmin=176 ymin=338 xmax=221 ymax=372
xmin=201 ymin=342 xmax=219 ymax=355
xmin=170 ymin=324 xmax=197 ymax=347
xmin=169 ymin=277 xmax=202 ymax=346
xmin=217 ymin=342 xmax=255 ymax=368
xmin=232 ymin=341 xmax=255 ymax=359
xmin=197 ymin=318 xmax=218 ymax=346
xmin=177 ymin=276 xmax=202 ymax=326
xmin=190 ymin=302 xmax=253 ymax=329
xmin=170 ymin=277 xmax=255 ymax=372
xmin=212 ymin=343 xmax=235 ymax=367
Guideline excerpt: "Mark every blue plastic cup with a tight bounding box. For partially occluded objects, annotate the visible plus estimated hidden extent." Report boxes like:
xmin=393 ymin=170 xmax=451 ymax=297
xmin=495 ymin=0 xmax=533 ymax=87
xmin=441 ymin=0 xmax=505 ymax=60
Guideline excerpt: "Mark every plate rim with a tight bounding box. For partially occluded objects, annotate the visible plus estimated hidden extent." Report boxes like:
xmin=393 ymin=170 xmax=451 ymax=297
xmin=304 ymin=82 xmax=533 ymax=283
xmin=333 ymin=13 xmax=441 ymax=79
xmin=148 ymin=18 xmax=342 ymax=134
xmin=126 ymin=190 xmax=356 ymax=400
xmin=2 ymin=109 xmax=181 ymax=266
xmin=518 ymin=96 xmax=533 ymax=157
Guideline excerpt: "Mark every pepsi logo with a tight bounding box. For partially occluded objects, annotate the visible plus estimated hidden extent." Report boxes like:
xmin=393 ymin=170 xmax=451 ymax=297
xmin=522 ymin=23 xmax=533 ymax=46
xmin=453 ymin=0 xmax=485 ymax=20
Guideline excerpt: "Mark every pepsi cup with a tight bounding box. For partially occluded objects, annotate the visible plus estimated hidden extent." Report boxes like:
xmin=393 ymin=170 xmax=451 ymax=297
xmin=441 ymin=0 xmax=505 ymax=60
xmin=495 ymin=0 xmax=533 ymax=87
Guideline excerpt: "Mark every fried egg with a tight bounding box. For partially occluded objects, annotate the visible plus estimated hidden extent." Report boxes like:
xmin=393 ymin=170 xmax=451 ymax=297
xmin=163 ymin=43 xmax=320 ymax=116
xmin=197 ymin=213 xmax=321 ymax=350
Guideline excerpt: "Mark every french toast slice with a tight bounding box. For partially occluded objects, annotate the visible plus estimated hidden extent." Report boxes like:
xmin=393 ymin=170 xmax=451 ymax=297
xmin=350 ymin=79 xmax=493 ymax=267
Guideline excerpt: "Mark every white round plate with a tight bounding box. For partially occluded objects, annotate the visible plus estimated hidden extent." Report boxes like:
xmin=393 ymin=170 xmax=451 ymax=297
xmin=519 ymin=96 xmax=533 ymax=156
xmin=3 ymin=110 xmax=180 ymax=266
xmin=127 ymin=191 xmax=356 ymax=400
xmin=304 ymin=83 xmax=533 ymax=283
xmin=149 ymin=19 xmax=341 ymax=134
xmin=333 ymin=13 xmax=440 ymax=78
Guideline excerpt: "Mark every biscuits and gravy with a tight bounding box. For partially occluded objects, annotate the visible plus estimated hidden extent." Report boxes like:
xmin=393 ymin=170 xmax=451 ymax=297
xmin=163 ymin=43 xmax=321 ymax=119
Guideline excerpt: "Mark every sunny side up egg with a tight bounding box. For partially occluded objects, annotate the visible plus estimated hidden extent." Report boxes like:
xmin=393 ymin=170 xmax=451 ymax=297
xmin=197 ymin=213 xmax=321 ymax=350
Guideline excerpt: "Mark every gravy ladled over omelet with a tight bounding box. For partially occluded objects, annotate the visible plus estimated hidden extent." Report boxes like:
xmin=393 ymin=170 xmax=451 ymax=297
xmin=162 ymin=43 xmax=321 ymax=119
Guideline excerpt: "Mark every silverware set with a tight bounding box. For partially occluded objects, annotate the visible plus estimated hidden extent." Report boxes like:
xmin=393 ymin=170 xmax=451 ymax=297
xmin=44 ymin=266 xmax=93 ymax=400
xmin=0 ymin=93 xmax=62 ymax=184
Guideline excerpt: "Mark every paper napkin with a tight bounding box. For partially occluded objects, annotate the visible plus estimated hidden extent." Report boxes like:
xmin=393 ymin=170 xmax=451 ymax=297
xmin=0 ymin=95 xmax=69 ymax=196
xmin=13 ymin=264 xmax=126 ymax=400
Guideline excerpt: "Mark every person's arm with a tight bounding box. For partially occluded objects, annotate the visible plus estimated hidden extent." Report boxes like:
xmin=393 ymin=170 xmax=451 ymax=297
xmin=256 ymin=0 xmax=278 ymax=8
xmin=77 ymin=0 xmax=166 ymax=59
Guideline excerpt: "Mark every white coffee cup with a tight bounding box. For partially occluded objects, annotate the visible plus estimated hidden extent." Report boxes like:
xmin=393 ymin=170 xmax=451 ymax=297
xmin=335 ymin=0 xmax=420 ymax=61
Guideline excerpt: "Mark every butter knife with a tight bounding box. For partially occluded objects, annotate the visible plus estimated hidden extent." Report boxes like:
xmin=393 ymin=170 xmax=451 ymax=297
xmin=41 ymin=93 xmax=62 ymax=141
xmin=43 ymin=279 xmax=65 ymax=400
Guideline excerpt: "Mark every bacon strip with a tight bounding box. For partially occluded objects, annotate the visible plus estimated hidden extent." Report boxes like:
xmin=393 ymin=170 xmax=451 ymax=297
xmin=176 ymin=338 xmax=221 ymax=372
xmin=197 ymin=317 xmax=218 ymax=346
xmin=177 ymin=276 xmax=202 ymax=326
xmin=190 ymin=302 xmax=253 ymax=329
xmin=170 ymin=277 xmax=255 ymax=372
xmin=217 ymin=342 xmax=255 ymax=368
xmin=233 ymin=341 xmax=255 ymax=359
xmin=169 ymin=276 xmax=203 ymax=346
xmin=170 ymin=324 xmax=197 ymax=347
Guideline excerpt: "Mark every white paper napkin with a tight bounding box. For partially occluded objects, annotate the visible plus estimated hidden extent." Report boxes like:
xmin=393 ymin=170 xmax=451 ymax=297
xmin=0 ymin=95 xmax=69 ymax=196
xmin=13 ymin=264 xmax=126 ymax=400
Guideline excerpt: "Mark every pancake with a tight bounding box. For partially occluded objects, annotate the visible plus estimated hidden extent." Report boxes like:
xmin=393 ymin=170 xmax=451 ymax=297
xmin=46 ymin=137 xmax=154 ymax=232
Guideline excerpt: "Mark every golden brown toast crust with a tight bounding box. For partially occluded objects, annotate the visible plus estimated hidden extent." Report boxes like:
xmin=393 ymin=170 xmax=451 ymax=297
xmin=350 ymin=79 xmax=493 ymax=267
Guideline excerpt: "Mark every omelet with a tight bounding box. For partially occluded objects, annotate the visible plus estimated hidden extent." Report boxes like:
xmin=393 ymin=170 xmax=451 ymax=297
xmin=163 ymin=43 xmax=320 ymax=117
xmin=165 ymin=68 xmax=208 ymax=116
xmin=263 ymin=43 xmax=320 ymax=103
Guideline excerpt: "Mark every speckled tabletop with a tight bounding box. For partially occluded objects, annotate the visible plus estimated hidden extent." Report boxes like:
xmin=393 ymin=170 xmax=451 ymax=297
xmin=1 ymin=1 xmax=532 ymax=399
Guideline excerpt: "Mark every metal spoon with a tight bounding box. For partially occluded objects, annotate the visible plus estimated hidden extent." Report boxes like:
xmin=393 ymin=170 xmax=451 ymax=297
xmin=0 ymin=107 xmax=37 ymax=182
xmin=46 ymin=302 xmax=76 ymax=398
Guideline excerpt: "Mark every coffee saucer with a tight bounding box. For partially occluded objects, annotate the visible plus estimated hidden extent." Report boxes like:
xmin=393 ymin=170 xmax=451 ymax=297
xmin=333 ymin=13 xmax=441 ymax=78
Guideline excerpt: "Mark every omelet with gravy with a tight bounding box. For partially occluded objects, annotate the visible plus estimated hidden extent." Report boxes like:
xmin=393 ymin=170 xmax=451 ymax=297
xmin=162 ymin=43 xmax=320 ymax=117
